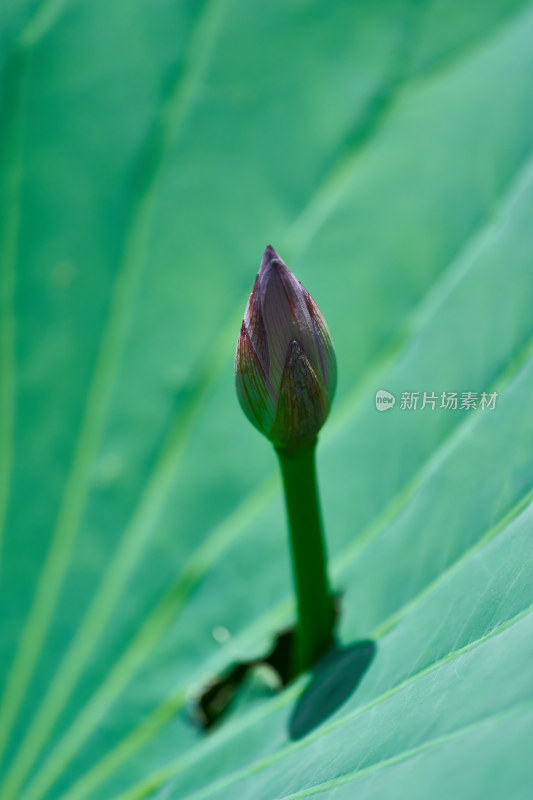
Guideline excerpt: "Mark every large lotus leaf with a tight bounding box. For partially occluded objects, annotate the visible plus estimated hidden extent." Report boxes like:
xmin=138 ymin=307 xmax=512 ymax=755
xmin=0 ymin=1 xmax=532 ymax=800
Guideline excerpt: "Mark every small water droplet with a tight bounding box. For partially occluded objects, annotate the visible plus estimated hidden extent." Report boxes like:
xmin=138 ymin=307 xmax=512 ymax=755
xmin=95 ymin=453 xmax=124 ymax=487
xmin=212 ymin=625 xmax=230 ymax=644
xmin=50 ymin=262 xmax=76 ymax=289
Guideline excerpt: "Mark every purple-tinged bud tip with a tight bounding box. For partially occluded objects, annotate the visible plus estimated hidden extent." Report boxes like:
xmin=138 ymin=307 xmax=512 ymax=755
xmin=235 ymin=246 xmax=336 ymax=449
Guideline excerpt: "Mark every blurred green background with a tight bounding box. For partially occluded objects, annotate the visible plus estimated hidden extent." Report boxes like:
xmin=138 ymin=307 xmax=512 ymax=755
xmin=1 ymin=1 xmax=533 ymax=798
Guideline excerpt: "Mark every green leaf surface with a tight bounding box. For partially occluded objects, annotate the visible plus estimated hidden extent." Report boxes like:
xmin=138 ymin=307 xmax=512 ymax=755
xmin=1 ymin=1 xmax=533 ymax=799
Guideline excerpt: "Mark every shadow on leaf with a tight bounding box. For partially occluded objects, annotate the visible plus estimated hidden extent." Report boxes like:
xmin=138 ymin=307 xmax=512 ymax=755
xmin=289 ymin=639 xmax=376 ymax=740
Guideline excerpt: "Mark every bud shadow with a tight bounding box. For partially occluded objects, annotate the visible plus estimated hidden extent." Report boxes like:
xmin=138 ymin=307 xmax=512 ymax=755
xmin=289 ymin=639 xmax=376 ymax=740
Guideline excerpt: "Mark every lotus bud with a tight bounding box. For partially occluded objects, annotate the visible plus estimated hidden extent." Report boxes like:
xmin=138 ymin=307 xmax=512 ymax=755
xmin=235 ymin=245 xmax=336 ymax=449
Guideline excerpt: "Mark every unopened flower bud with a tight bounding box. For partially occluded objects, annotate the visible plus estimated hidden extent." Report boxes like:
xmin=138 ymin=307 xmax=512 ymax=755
xmin=235 ymin=245 xmax=336 ymax=449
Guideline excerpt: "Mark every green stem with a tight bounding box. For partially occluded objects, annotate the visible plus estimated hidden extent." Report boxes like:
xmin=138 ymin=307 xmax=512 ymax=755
xmin=275 ymin=441 xmax=335 ymax=677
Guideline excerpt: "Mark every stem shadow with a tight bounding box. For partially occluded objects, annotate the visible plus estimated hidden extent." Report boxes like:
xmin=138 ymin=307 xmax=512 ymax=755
xmin=289 ymin=639 xmax=376 ymax=740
